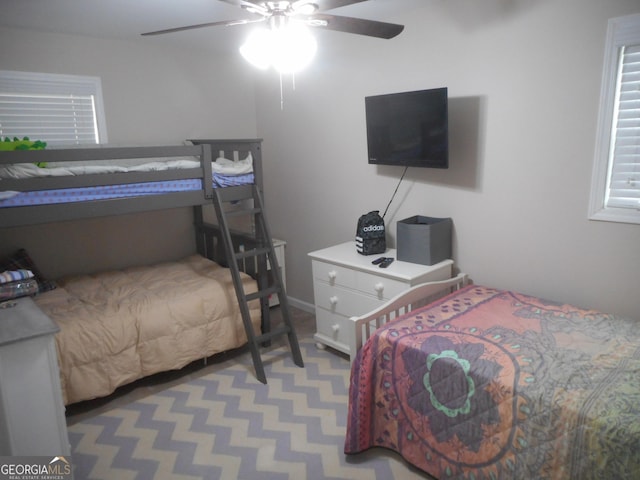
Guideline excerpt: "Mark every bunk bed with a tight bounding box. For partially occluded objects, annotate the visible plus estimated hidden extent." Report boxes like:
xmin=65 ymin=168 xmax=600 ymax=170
xmin=344 ymin=277 xmax=640 ymax=479
xmin=0 ymin=139 xmax=274 ymax=404
xmin=0 ymin=139 xmax=263 ymax=229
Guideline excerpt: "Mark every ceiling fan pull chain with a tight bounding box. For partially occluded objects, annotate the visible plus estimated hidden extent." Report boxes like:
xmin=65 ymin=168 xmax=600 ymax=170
xmin=280 ymin=72 xmax=284 ymax=110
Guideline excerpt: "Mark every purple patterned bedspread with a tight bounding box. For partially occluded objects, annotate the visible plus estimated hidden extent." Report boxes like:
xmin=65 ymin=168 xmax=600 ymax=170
xmin=345 ymin=285 xmax=640 ymax=479
xmin=0 ymin=173 xmax=253 ymax=207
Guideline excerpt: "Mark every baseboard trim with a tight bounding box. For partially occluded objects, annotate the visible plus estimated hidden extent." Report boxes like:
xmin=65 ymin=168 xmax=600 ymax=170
xmin=286 ymin=296 xmax=315 ymax=314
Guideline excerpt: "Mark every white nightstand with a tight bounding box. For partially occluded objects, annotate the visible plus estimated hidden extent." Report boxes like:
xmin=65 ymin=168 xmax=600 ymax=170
xmin=308 ymin=241 xmax=453 ymax=359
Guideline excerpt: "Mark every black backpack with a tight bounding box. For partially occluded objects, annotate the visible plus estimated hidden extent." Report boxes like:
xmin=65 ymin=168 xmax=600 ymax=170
xmin=356 ymin=210 xmax=386 ymax=255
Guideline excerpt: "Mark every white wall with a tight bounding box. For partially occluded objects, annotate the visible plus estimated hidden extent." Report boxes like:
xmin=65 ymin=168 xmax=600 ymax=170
xmin=2 ymin=1 xmax=639 ymax=320
xmin=0 ymin=27 xmax=258 ymax=277
xmin=256 ymin=0 xmax=640 ymax=319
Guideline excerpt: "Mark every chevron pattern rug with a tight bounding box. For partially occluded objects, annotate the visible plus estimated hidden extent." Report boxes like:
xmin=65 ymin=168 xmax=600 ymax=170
xmin=66 ymin=331 xmax=429 ymax=479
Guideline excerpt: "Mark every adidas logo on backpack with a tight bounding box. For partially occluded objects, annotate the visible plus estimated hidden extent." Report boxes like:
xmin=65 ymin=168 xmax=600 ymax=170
xmin=356 ymin=210 xmax=386 ymax=255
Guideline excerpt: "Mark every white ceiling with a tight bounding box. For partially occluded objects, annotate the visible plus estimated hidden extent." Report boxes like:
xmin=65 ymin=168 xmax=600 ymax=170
xmin=0 ymin=0 xmax=419 ymax=54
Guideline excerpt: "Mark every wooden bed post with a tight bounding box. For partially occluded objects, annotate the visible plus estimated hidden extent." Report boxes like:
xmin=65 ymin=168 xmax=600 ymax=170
xmin=194 ymin=205 xmax=205 ymax=258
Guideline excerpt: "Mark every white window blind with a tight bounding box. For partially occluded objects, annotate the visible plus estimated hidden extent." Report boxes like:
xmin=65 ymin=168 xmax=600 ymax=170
xmin=607 ymin=44 xmax=640 ymax=209
xmin=0 ymin=70 xmax=107 ymax=146
xmin=590 ymin=14 xmax=640 ymax=224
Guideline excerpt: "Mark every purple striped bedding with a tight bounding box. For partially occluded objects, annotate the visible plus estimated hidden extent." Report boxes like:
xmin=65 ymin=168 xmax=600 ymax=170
xmin=0 ymin=172 xmax=254 ymax=208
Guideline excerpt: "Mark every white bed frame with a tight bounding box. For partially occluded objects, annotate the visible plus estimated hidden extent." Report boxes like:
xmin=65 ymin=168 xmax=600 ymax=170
xmin=349 ymin=273 xmax=468 ymax=362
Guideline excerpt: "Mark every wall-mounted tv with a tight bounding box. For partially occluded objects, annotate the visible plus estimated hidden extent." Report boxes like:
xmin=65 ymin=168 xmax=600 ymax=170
xmin=365 ymin=87 xmax=448 ymax=168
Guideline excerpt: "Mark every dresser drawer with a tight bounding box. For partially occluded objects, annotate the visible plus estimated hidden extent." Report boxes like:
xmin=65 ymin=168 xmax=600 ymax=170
xmin=354 ymin=271 xmax=409 ymax=300
xmin=314 ymin=309 xmax=354 ymax=355
xmin=312 ymin=260 xmax=357 ymax=289
xmin=314 ymin=281 xmax=383 ymax=318
xmin=313 ymin=260 xmax=410 ymax=301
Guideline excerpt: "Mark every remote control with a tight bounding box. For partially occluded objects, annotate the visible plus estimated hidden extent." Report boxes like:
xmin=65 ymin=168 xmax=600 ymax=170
xmin=379 ymin=257 xmax=394 ymax=268
xmin=371 ymin=256 xmax=387 ymax=265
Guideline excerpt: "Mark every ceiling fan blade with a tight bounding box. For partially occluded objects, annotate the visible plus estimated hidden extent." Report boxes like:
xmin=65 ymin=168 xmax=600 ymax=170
xmin=217 ymin=0 xmax=264 ymax=8
xmin=141 ymin=17 xmax=264 ymax=36
xmin=296 ymin=0 xmax=367 ymax=12
xmin=309 ymin=14 xmax=404 ymax=39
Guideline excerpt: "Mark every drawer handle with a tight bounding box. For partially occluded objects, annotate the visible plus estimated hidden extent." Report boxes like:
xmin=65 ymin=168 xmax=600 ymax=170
xmin=329 ymin=295 xmax=338 ymax=305
xmin=332 ymin=324 xmax=340 ymax=333
xmin=374 ymin=282 xmax=384 ymax=293
xmin=328 ymin=270 xmax=337 ymax=281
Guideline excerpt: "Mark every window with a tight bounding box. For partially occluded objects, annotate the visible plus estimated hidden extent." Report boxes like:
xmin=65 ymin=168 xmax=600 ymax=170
xmin=589 ymin=13 xmax=640 ymax=224
xmin=0 ymin=70 xmax=107 ymax=146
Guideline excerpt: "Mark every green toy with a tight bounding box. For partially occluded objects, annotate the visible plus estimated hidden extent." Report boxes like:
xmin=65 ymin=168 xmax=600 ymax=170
xmin=0 ymin=136 xmax=47 ymax=151
xmin=0 ymin=137 xmax=48 ymax=167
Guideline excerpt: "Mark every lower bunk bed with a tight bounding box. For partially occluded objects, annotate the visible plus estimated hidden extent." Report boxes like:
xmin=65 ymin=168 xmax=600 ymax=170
xmin=344 ymin=276 xmax=640 ymax=479
xmin=0 ymin=139 xmax=277 ymax=404
xmin=27 ymin=253 xmax=260 ymax=406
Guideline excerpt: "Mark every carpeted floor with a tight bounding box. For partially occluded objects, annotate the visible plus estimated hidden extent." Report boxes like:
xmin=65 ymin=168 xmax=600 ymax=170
xmin=65 ymin=307 xmax=431 ymax=479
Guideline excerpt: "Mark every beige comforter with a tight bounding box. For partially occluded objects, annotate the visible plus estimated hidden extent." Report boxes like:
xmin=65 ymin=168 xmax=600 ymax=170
xmin=35 ymin=255 xmax=260 ymax=405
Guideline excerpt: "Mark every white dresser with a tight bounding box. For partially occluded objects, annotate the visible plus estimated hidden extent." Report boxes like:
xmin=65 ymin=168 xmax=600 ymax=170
xmin=0 ymin=297 xmax=70 ymax=456
xmin=308 ymin=242 xmax=453 ymax=359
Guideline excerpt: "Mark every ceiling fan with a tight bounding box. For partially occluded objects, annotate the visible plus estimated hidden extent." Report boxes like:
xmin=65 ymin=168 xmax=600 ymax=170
xmin=141 ymin=0 xmax=405 ymax=40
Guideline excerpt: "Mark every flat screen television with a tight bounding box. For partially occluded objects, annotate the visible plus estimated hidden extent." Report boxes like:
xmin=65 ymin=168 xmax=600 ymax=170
xmin=365 ymin=87 xmax=448 ymax=168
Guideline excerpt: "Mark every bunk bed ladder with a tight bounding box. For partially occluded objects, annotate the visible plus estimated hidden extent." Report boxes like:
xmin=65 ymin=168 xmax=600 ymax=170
xmin=212 ymin=184 xmax=304 ymax=383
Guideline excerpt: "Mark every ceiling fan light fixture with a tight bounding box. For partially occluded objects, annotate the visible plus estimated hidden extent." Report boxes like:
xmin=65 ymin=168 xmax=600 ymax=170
xmin=241 ymin=2 xmax=269 ymax=16
xmin=293 ymin=2 xmax=318 ymax=15
xmin=307 ymin=18 xmax=328 ymax=27
xmin=272 ymin=22 xmax=317 ymax=73
xmin=239 ymin=28 xmax=273 ymax=70
xmin=240 ymin=22 xmax=317 ymax=74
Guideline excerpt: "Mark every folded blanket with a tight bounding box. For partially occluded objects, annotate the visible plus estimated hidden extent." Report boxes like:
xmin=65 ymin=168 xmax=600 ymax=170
xmin=211 ymin=153 xmax=253 ymax=175
xmin=0 ymin=278 xmax=38 ymax=300
xmin=0 ymin=269 xmax=34 ymax=284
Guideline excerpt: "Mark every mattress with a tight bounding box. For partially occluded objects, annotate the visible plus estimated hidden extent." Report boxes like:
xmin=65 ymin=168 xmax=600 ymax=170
xmin=0 ymin=154 xmax=254 ymax=207
xmin=35 ymin=254 xmax=261 ymax=405
xmin=0 ymin=173 xmax=254 ymax=207
xmin=345 ymin=285 xmax=640 ymax=479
